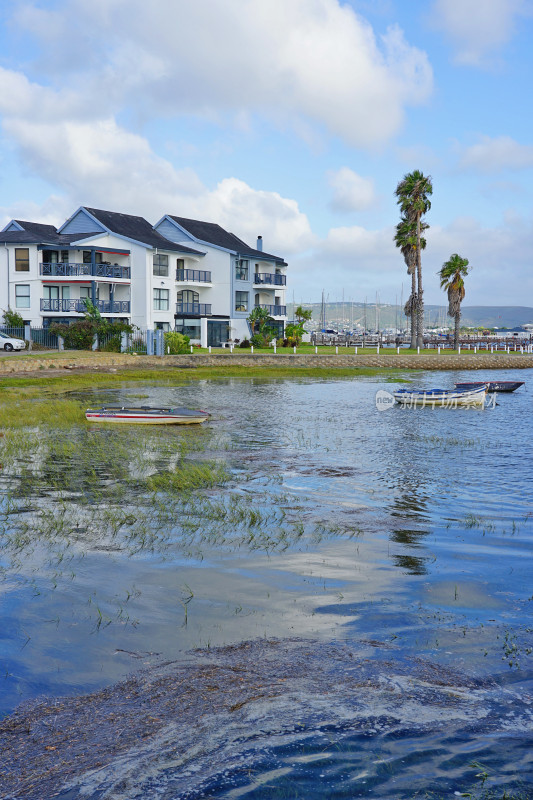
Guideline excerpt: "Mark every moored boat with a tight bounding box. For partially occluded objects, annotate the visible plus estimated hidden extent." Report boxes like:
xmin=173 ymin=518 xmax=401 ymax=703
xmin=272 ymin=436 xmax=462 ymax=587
xmin=454 ymin=381 xmax=524 ymax=393
xmin=393 ymin=386 xmax=487 ymax=408
xmin=85 ymin=406 xmax=210 ymax=424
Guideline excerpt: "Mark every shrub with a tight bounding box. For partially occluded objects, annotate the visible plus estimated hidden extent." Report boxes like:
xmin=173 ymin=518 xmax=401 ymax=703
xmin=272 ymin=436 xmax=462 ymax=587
xmin=2 ymin=308 xmax=24 ymax=327
xmin=239 ymin=338 xmax=252 ymax=348
xmin=164 ymin=331 xmax=190 ymax=354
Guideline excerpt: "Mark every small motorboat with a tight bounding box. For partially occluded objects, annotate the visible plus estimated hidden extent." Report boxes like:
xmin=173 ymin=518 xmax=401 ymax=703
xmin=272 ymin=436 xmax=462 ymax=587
xmin=85 ymin=406 xmax=210 ymax=424
xmin=455 ymin=381 xmax=525 ymax=393
xmin=393 ymin=386 xmax=487 ymax=408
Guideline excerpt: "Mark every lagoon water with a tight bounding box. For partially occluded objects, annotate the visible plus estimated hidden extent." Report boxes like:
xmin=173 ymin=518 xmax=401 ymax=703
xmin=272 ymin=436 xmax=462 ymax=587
xmin=1 ymin=369 xmax=533 ymax=798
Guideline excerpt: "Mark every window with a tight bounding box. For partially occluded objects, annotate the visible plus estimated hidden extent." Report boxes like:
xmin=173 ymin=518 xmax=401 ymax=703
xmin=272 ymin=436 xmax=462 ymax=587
xmin=177 ymin=290 xmax=199 ymax=304
xmin=15 ymin=285 xmax=30 ymax=308
xmin=235 ymin=259 xmax=249 ymax=281
xmin=83 ymin=251 xmax=102 ymax=264
xmin=154 ymin=288 xmax=169 ymax=310
xmin=44 ymin=286 xmax=59 ymax=301
xmin=61 ymin=251 xmax=69 ymax=263
xmin=235 ymin=291 xmax=248 ymax=312
xmin=176 ymin=319 xmax=201 ymax=339
xmin=80 ymin=286 xmax=98 ymax=301
xmin=15 ymin=248 xmax=29 ymax=272
xmin=154 ymin=322 xmax=170 ymax=331
xmin=62 ymin=286 xmax=70 ymax=300
xmin=176 ymin=258 xmax=185 ymax=270
xmin=153 ymin=254 xmax=169 ymax=277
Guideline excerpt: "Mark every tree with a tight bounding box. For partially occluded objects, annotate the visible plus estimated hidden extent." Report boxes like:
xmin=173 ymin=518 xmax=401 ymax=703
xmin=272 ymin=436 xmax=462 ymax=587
xmin=394 ymin=213 xmax=427 ymax=348
xmin=438 ymin=254 xmax=470 ymax=350
xmin=395 ymin=170 xmax=433 ymax=348
xmin=2 ymin=308 xmax=25 ymax=328
xmin=294 ymin=305 xmax=313 ymax=325
xmin=247 ymin=306 xmax=276 ymax=347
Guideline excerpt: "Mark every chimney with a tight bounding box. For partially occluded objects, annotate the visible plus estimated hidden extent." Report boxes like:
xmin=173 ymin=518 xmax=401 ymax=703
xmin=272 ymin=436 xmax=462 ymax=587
xmin=257 ymin=235 xmax=263 ymax=251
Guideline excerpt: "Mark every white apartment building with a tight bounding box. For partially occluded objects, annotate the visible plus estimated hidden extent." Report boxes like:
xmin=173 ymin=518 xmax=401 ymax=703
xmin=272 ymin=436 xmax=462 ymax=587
xmin=0 ymin=206 xmax=287 ymax=347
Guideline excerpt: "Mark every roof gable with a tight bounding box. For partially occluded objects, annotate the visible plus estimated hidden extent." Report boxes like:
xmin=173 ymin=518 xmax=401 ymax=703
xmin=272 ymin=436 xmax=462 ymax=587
xmin=166 ymin=215 xmax=286 ymax=263
xmin=59 ymin=208 xmax=107 ymax=235
xmin=62 ymin=207 xmax=205 ymax=255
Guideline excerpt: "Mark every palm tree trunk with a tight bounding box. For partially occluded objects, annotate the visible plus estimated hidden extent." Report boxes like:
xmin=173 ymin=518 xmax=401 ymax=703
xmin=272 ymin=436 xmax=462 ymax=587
xmin=454 ymin=312 xmax=460 ymax=351
xmin=410 ymin=271 xmax=416 ymax=349
xmin=416 ymin=212 xmax=424 ymax=349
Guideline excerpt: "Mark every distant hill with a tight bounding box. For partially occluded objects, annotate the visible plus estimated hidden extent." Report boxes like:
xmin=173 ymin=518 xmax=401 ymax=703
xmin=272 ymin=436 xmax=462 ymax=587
xmin=286 ymin=302 xmax=533 ymax=331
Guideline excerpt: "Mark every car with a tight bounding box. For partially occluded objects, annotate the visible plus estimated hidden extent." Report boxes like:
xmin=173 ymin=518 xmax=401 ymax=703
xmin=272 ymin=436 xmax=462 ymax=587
xmin=0 ymin=331 xmax=26 ymax=351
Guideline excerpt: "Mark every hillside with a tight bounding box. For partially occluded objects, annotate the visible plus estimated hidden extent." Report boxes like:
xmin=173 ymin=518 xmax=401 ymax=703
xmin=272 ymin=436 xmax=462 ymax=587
xmin=286 ymin=302 xmax=533 ymax=331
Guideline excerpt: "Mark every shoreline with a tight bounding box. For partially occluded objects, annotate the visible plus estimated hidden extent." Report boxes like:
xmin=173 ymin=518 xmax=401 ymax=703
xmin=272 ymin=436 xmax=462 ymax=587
xmin=1 ymin=350 xmax=533 ymax=379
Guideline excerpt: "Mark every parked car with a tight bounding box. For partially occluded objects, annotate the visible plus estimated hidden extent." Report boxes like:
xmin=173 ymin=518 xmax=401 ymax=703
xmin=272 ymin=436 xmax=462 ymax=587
xmin=0 ymin=332 xmax=26 ymax=351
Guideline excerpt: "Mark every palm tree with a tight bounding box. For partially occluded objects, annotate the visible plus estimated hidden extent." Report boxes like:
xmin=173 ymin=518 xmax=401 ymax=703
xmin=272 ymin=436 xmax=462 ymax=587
xmin=438 ymin=254 xmax=470 ymax=350
xmin=394 ymin=214 xmax=427 ymax=348
xmin=395 ymin=170 xmax=433 ymax=348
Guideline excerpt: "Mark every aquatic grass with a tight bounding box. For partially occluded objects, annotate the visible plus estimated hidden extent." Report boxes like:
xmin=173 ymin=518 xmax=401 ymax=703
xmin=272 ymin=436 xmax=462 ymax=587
xmin=146 ymin=461 xmax=230 ymax=493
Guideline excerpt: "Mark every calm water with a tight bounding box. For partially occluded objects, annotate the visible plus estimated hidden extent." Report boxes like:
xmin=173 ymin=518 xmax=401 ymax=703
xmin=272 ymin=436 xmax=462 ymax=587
xmin=1 ymin=369 xmax=532 ymax=798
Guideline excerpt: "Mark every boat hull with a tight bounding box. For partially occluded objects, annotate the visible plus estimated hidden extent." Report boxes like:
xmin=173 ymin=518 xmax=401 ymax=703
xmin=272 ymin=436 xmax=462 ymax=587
xmin=455 ymin=381 xmax=524 ymax=393
xmin=85 ymin=406 xmax=209 ymax=424
xmin=393 ymin=387 xmax=487 ymax=407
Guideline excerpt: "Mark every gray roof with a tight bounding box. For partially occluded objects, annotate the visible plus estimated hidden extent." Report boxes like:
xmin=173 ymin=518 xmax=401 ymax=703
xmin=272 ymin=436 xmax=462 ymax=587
xmin=1 ymin=220 xmax=102 ymax=246
xmin=168 ymin=216 xmax=287 ymax=264
xmin=84 ymin=208 xmax=205 ymax=255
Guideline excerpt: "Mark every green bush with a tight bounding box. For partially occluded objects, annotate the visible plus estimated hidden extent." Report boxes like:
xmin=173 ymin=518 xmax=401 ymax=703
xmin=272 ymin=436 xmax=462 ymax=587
xmin=164 ymin=331 xmax=190 ymax=354
xmin=2 ymin=308 xmax=24 ymax=327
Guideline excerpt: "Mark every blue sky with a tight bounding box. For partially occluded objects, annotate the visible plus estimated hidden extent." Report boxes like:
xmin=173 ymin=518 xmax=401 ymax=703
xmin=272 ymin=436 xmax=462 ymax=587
xmin=1 ymin=0 xmax=533 ymax=308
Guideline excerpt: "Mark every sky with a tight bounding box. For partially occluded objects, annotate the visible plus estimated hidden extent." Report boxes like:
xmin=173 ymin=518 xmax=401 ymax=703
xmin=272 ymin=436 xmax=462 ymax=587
xmin=1 ymin=0 xmax=533 ymax=307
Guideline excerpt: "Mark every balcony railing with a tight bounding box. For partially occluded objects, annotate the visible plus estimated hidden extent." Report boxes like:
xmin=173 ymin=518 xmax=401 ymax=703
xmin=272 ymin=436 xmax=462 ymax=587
xmin=40 ymin=299 xmax=130 ymax=313
xmin=253 ymin=273 xmax=286 ymax=286
xmin=40 ymin=263 xmax=131 ymax=279
xmin=176 ymin=268 xmax=211 ymax=283
xmin=255 ymin=304 xmax=286 ymax=316
xmin=175 ymin=303 xmax=212 ymax=316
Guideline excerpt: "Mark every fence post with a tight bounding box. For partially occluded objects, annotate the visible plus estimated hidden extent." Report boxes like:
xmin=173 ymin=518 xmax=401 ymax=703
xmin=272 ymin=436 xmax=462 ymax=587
xmin=58 ymin=335 xmax=64 ymax=352
xmin=335 ymin=346 xmax=338 ymax=354
xmin=155 ymin=329 xmax=163 ymax=357
xmin=120 ymin=332 xmax=128 ymax=353
xmin=146 ymin=329 xmax=154 ymax=356
xmin=251 ymin=346 xmax=254 ymax=354
xmin=92 ymin=334 xmax=98 ymax=351
xmin=24 ymin=324 xmax=32 ymax=352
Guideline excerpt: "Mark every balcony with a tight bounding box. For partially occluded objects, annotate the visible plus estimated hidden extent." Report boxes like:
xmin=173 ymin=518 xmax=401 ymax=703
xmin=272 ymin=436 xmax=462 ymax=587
xmin=253 ymin=273 xmax=286 ymax=286
xmin=255 ymin=303 xmax=286 ymax=316
xmin=175 ymin=303 xmax=212 ymax=316
xmin=40 ymin=299 xmax=130 ymax=313
xmin=176 ymin=268 xmax=211 ymax=283
xmin=40 ymin=263 xmax=131 ymax=279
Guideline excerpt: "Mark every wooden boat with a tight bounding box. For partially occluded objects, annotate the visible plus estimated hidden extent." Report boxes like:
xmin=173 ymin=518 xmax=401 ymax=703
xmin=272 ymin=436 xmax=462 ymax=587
xmin=85 ymin=406 xmax=210 ymax=424
xmin=393 ymin=386 xmax=487 ymax=408
xmin=455 ymin=381 xmax=524 ymax=393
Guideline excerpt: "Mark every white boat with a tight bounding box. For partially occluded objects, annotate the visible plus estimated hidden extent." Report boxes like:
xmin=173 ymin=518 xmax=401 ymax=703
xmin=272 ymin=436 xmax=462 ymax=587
xmin=85 ymin=406 xmax=210 ymax=424
xmin=393 ymin=386 xmax=487 ymax=408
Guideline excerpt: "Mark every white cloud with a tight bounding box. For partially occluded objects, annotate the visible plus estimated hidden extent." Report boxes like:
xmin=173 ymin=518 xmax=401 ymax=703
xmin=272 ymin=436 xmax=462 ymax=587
xmin=0 ymin=101 xmax=313 ymax=255
xmin=327 ymin=168 xmax=378 ymax=212
xmin=289 ymin=213 xmax=533 ymax=305
xmin=430 ymin=0 xmax=533 ymax=66
xmin=11 ymin=0 xmax=433 ymax=148
xmin=458 ymin=135 xmax=533 ymax=172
